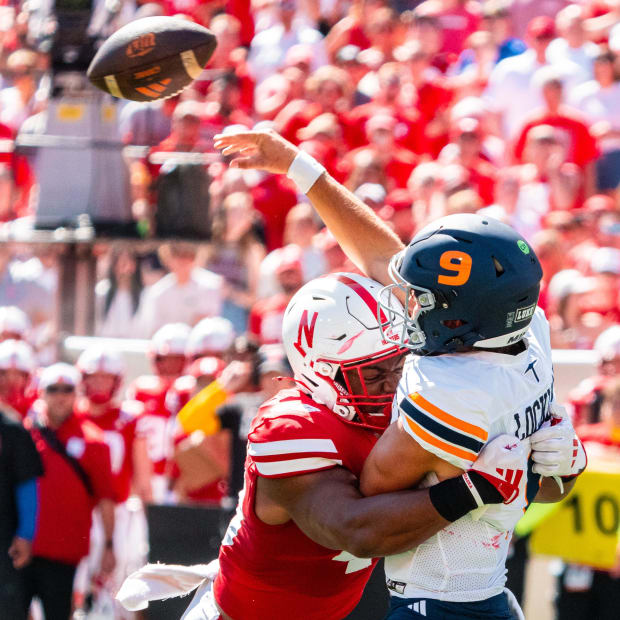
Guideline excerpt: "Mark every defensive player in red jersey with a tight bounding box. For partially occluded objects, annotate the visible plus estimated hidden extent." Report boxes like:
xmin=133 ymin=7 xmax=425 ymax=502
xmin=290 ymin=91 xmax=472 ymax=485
xmin=128 ymin=322 xmax=191 ymax=501
xmin=175 ymin=273 xmax=529 ymax=620
xmin=76 ymin=347 xmax=152 ymax=503
xmin=0 ymin=339 xmax=37 ymax=419
xmin=74 ymin=347 xmax=152 ymax=613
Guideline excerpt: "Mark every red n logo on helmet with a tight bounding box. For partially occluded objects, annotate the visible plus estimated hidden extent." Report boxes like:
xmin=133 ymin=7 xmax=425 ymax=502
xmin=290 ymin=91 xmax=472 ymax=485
xmin=294 ymin=310 xmax=318 ymax=357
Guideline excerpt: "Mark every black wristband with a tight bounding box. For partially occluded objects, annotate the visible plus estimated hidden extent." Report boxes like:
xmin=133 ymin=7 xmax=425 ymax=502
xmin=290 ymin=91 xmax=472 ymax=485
xmin=428 ymin=471 xmax=504 ymax=522
xmin=104 ymin=539 xmax=114 ymax=550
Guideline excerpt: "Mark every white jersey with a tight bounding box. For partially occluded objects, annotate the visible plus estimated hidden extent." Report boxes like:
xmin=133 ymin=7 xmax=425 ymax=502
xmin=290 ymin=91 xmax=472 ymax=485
xmin=386 ymin=308 xmax=553 ymax=602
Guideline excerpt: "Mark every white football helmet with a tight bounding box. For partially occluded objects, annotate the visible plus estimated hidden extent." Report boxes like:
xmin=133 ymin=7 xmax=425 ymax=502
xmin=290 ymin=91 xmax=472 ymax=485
xmin=186 ymin=317 xmax=235 ymax=359
xmin=76 ymin=347 xmax=125 ymax=404
xmin=150 ymin=323 xmax=192 ymax=356
xmin=0 ymin=306 xmax=31 ymax=340
xmin=282 ymin=272 xmax=406 ymax=430
xmin=0 ymin=339 xmax=36 ymax=373
xmin=76 ymin=347 xmax=125 ymax=376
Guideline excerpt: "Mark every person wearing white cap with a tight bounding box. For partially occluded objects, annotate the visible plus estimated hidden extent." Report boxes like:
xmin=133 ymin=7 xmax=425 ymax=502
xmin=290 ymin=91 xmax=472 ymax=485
xmin=0 ymin=339 xmax=36 ymax=419
xmin=22 ymin=363 xmax=116 ymax=620
xmin=128 ymin=323 xmax=191 ymax=502
xmin=0 ymin=306 xmax=31 ymax=342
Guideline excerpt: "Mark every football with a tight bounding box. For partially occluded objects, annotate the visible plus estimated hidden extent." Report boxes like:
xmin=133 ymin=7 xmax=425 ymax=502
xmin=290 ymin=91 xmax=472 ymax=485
xmin=87 ymin=16 xmax=217 ymax=102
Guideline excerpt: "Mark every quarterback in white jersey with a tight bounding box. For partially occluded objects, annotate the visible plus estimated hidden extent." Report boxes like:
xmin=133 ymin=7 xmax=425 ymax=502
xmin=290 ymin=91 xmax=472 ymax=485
xmin=385 ymin=307 xmax=553 ymax=602
xmin=213 ymin=130 xmax=587 ymax=620
xmin=358 ymin=215 xmax=587 ymax=618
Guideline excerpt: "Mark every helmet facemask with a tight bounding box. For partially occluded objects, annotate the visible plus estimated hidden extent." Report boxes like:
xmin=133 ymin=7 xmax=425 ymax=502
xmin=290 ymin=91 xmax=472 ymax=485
xmin=314 ymin=346 xmax=405 ymax=431
xmin=379 ymin=252 xmax=437 ymax=353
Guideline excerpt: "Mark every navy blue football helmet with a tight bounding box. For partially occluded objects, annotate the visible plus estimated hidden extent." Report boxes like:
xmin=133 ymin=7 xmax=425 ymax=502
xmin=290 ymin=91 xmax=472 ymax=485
xmin=379 ymin=214 xmax=543 ymax=355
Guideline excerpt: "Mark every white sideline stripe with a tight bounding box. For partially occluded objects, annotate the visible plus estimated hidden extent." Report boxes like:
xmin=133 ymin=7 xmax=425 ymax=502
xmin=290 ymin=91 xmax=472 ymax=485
xmin=249 ymin=438 xmax=337 ymax=457
xmin=255 ymin=457 xmax=342 ymax=476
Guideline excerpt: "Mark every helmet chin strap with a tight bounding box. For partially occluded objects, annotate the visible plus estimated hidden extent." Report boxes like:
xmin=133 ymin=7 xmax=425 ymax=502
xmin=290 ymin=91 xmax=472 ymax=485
xmin=333 ymin=402 xmax=356 ymax=421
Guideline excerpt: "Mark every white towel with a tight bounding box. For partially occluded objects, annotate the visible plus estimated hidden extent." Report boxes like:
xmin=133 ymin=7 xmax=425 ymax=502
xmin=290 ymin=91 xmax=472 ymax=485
xmin=116 ymin=560 xmax=219 ymax=612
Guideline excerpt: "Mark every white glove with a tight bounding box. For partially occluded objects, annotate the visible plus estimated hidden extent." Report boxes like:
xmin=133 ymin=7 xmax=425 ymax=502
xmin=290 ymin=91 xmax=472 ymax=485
xmin=530 ymin=403 xmax=587 ymax=479
xmin=469 ymin=434 xmax=530 ymax=505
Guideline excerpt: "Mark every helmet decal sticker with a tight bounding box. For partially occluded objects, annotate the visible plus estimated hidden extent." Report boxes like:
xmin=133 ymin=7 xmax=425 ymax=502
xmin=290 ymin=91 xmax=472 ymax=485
xmin=293 ymin=310 xmax=319 ymax=358
xmin=517 ymin=240 xmax=530 ymax=254
xmin=438 ymin=251 xmax=472 ymax=286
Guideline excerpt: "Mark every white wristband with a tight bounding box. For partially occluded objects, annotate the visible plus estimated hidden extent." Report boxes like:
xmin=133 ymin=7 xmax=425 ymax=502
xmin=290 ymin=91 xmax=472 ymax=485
xmin=286 ymin=151 xmax=326 ymax=194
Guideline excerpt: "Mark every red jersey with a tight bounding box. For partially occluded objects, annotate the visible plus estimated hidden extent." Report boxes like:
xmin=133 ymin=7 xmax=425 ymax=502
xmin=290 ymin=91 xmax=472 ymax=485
xmin=577 ymin=422 xmax=620 ymax=450
xmin=128 ymin=375 xmax=174 ymax=475
xmin=567 ymin=374 xmax=611 ymax=427
xmin=513 ymin=110 xmax=599 ymax=169
xmin=214 ymin=389 xmax=379 ymax=620
xmin=0 ymin=390 xmax=36 ymax=420
xmin=27 ymin=411 xmax=115 ymax=565
xmin=75 ymin=398 xmax=145 ymax=503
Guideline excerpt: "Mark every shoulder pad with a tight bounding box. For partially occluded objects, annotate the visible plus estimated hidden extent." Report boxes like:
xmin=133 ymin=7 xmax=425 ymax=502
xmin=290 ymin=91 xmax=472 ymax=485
xmin=129 ymin=375 xmax=167 ymax=397
xmin=119 ymin=399 xmax=145 ymax=420
xmin=397 ymin=381 xmax=489 ymax=471
xmin=248 ymin=389 xmax=342 ymax=478
xmin=172 ymin=374 xmax=196 ymax=394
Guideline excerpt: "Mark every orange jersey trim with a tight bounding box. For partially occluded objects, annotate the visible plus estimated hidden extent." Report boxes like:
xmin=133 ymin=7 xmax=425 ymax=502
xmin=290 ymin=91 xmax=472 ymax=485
xmin=410 ymin=392 xmax=488 ymax=441
xmin=403 ymin=416 xmax=477 ymax=463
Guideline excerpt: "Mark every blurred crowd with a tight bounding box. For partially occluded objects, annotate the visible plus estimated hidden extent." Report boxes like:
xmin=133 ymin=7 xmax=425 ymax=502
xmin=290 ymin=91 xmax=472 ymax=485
xmin=0 ymin=0 xmax=620 ymax=618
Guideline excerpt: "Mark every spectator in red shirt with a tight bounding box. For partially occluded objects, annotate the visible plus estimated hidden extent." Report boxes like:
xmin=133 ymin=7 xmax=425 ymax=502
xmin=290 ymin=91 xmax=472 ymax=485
xmin=438 ymin=117 xmax=497 ymax=204
xmin=201 ymin=73 xmax=254 ymax=140
xmin=513 ymin=70 xmax=600 ymax=197
xmin=519 ymin=124 xmax=581 ymax=217
xmin=397 ymin=40 xmax=454 ymax=157
xmin=276 ymin=65 xmax=352 ymax=146
xmin=204 ymin=14 xmax=255 ymax=111
xmin=24 ymin=364 xmax=115 ymax=620
xmin=298 ymin=113 xmax=346 ymax=182
xmin=0 ymin=121 xmax=34 ymax=221
xmin=341 ymin=113 xmax=418 ymax=190
xmin=249 ymin=245 xmax=304 ymax=345
xmin=344 ymin=62 xmax=427 ymax=153
xmin=431 ymin=0 xmax=482 ymax=57
xmin=531 ymin=227 xmax=568 ymax=311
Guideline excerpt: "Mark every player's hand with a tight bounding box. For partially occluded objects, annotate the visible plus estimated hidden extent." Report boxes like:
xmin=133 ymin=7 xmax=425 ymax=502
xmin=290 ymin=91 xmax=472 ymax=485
xmin=8 ymin=536 xmax=32 ymax=569
xmin=213 ymin=130 xmax=299 ymax=175
xmin=470 ymin=434 xmax=529 ymax=504
xmin=530 ymin=403 xmax=587 ymax=478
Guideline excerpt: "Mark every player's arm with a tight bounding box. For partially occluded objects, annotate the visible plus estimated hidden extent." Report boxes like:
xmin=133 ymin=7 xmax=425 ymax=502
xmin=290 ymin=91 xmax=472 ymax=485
xmin=361 ymin=418 xmax=463 ymax=496
xmin=256 ymin=431 xmax=525 ymax=559
xmin=132 ymin=436 xmax=153 ymax=504
xmin=214 ymin=130 xmax=403 ymax=286
xmin=257 ymin=467 xmax=447 ymax=558
xmin=534 ymin=476 xmax=577 ymax=503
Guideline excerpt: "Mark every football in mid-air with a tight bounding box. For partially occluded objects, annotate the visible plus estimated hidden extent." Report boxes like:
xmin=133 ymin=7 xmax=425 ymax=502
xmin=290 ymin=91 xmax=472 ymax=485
xmin=87 ymin=16 xmax=217 ymax=102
